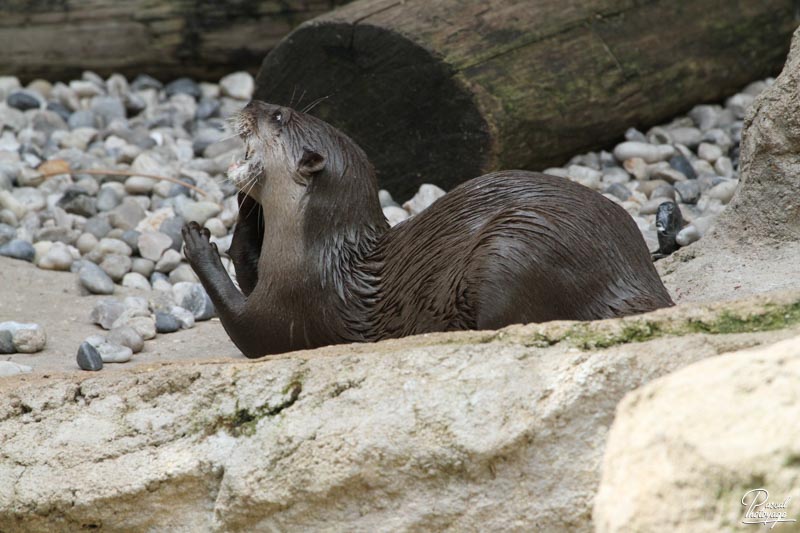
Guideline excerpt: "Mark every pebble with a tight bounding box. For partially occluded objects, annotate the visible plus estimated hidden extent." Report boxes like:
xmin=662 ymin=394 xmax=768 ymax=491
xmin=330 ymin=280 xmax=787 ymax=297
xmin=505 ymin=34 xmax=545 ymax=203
xmin=90 ymin=298 xmax=127 ymax=329
xmin=131 ymin=257 xmax=155 ymax=277
xmin=79 ymin=261 xmax=115 ymax=294
xmin=0 ymin=361 xmax=33 ymax=377
xmin=383 ymin=206 xmax=409 ymax=227
xmin=219 ymin=72 xmax=255 ymax=100
xmin=171 ymin=306 xmax=195 ymax=329
xmin=613 ymin=142 xmax=675 ymax=163
xmin=7 ymin=89 xmax=42 ymax=111
xmin=124 ymin=316 xmax=157 ymax=340
xmin=707 ymin=180 xmax=738 ymax=203
xmin=0 ymin=239 xmax=35 ymax=262
xmin=107 ymin=326 xmax=144 ymax=353
xmin=100 ymin=253 xmax=132 ymax=281
xmin=674 ymin=180 xmax=701 ymax=204
xmin=76 ymin=341 xmax=103 ymax=371
xmin=122 ymin=272 xmax=151 ymax=290
xmin=0 ymin=322 xmax=47 ymax=353
xmin=155 ymin=248 xmax=182 ymax=273
xmin=697 ymin=142 xmax=723 ymax=163
xmin=172 ymin=282 xmax=215 ymax=321
xmin=176 ymin=200 xmax=221 ymax=225
xmin=138 ymin=231 xmax=172 ymax=261
xmin=84 ymin=335 xmax=133 ymax=363
xmin=0 ymin=330 xmax=15 ymax=354
xmin=403 ymin=184 xmax=446 ymax=215
xmin=165 ymin=78 xmax=202 ymax=99
xmin=155 ymin=311 xmax=181 ymax=333
xmin=168 ymin=263 xmax=198 ymax=284
xmin=37 ymin=241 xmax=73 ymax=270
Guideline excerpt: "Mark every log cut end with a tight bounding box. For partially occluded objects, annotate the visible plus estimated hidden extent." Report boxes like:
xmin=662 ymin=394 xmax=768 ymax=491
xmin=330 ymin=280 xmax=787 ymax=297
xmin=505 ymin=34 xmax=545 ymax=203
xmin=255 ymin=21 xmax=492 ymax=198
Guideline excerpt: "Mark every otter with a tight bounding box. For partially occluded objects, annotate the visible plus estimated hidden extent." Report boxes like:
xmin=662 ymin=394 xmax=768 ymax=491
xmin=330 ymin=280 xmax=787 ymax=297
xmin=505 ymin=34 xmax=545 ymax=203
xmin=182 ymin=101 xmax=674 ymax=358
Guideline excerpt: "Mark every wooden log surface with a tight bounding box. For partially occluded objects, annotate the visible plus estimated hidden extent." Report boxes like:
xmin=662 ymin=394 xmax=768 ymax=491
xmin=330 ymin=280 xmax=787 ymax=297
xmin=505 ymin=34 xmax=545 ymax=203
xmin=256 ymin=0 xmax=798 ymax=198
xmin=0 ymin=0 xmax=348 ymax=83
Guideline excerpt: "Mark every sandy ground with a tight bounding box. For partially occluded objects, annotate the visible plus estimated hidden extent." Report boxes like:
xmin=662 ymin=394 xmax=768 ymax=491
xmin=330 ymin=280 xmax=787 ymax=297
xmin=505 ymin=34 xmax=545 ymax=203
xmin=0 ymin=256 xmax=241 ymax=374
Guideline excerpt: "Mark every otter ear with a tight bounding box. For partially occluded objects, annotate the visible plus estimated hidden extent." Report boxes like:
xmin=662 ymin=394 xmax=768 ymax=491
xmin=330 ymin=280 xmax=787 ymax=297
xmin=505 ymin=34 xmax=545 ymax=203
xmin=298 ymin=148 xmax=325 ymax=177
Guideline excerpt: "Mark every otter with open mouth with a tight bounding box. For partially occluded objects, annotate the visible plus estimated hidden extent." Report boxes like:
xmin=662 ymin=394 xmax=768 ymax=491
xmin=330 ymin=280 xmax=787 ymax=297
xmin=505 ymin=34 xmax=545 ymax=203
xmin=182 ymin=101 xmax=674 ymax=358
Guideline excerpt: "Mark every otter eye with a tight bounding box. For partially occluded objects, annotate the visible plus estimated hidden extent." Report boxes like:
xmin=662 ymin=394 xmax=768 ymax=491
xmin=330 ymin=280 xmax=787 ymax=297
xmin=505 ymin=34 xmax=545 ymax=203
xmin=271 ymin=110 xmax=283 ymax=123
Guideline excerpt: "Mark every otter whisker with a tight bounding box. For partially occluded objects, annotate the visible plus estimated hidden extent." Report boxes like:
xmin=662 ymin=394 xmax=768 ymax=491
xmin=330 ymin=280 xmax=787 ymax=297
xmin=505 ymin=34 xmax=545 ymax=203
xmin=302 ymin=95 xmax=330 ymax=114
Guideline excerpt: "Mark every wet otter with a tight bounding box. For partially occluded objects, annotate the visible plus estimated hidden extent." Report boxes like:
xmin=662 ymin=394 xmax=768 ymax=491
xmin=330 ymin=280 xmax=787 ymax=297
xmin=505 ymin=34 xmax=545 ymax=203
xmin=183 ymin=101 xmax=674 ymax=358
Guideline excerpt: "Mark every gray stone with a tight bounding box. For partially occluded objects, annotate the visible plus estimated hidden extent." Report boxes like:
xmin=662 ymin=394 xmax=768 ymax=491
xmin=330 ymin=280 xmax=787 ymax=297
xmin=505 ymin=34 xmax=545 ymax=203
xmin=76 ymin=341 xmax=103 ymax=371
xmin=96 ymin=186 xmax=121 ymax=212
xmin=0 ymin=223 xmax=16 ymax=246
xmin=67 ymin=110 xmax=97 ymax=130
xmin=172 ymin=282 xmax=215 ymax=321
xmin=0 ymin=361 xmax=32 ymax=376
xmin=106 ymin=326 xmax=144 ymax=354
xmin=159 ymin=216 xmax=185 ymax=251
xmin=131 ymin=257 xmax=155 ymax=277
xmin=0 ymin=330 xmax=14 ymax=354
xmin=83 ymin=217 xmax=113 ymax=239
xmin=57 ymin=189 xmax=97 ymax=218
xmin=100 ymin=254 xmax=132 ymax=282
xmin=122 ymin=316 xmax=157 ymax=340
xmin=90 ymin=298 xmax=126 ymax=330
xmin=122 ymin=272 xmax=151 ymax=291
xmin=131 ymin=74 xmax=162 ymax=91
xmin=121 ymin=230 xmax=141 ymax=256
xmin=165 ymin=78 xmax=201 ymax=99
xmin=90 ymin=96 xmax=126 ymax=127
xmin=84 ymin=335 xmax=133 ymax=363
xmin=37 ymin=242 xmax=73 ymax=271
xmin=155 ymin=249 xmax=182 ymax=273
xmin=138 ymin=231 xmax=173 ymax=261
xmin=170 ymin=306 xmax=195 ymax=329
xmin=79 ymin=262 xmax=115 ymax=295
xmin=155 ymin=311 xmax=180 ymax=334
xmin=195 ymin=99 xmax=220 ymax=120
xmin=168 ymin=264 xmax=198 ymax=284
xmin=95 ymin=238 xmax=132 ymax=257
xmin=0 ymin=239 xmax=35 ymax=262
xmin=108 ymin=197 xmax=146 ymax=230
xmin=674 ymin=180 xmax=701 ymax=204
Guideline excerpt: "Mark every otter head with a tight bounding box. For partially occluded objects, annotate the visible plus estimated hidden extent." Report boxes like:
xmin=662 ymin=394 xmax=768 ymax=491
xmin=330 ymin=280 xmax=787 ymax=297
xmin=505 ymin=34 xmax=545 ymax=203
xmin=230 ymin=100 xmax=386 ymax=235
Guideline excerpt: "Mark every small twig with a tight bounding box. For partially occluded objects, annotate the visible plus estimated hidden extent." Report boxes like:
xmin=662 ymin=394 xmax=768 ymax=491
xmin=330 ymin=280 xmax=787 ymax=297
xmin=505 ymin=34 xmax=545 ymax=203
xmin=38 ymin=162 xmax=210 ymax=198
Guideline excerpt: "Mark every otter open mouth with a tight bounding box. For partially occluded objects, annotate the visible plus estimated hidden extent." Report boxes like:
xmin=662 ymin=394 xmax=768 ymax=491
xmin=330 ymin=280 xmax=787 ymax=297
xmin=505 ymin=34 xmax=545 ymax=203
xmin=227 ymin=139 xmax=256 ymax=188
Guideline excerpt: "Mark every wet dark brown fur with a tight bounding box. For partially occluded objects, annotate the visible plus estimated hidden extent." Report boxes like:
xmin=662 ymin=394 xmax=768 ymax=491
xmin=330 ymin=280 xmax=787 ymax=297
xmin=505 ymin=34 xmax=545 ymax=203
xmin=183 ymin=101 xmax=674 ymax=358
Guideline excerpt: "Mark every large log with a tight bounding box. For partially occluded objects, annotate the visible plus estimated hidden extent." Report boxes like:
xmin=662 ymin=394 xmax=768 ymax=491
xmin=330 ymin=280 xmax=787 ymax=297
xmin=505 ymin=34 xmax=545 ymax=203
xmin=0 ymin=0 xmax=349 ymax=82
xmin=256 ymin=0 xmax=798 ymax=198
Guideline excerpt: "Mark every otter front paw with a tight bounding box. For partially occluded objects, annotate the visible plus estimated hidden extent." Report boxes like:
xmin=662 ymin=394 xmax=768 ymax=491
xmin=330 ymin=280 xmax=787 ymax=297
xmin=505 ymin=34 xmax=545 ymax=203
xmin=182 ymin=221 xmax=220 ymax=268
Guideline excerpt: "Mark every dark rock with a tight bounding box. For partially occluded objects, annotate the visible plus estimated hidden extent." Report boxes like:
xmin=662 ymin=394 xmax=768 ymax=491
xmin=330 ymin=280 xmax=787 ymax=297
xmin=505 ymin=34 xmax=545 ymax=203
xmin=7 ymin=89 xmax=42 ymax=111
xmin=0 ymin=330 xmax=14 ymax=354
xmin=0 ymin=239 xmax=35 ymax=262
xmin=77 ymin=341 xmax=103 ymax=371
xmin=668 ymin=154 xmax=697 ymax=180
xmin=57 ymin=188 xmax=97 ymax=217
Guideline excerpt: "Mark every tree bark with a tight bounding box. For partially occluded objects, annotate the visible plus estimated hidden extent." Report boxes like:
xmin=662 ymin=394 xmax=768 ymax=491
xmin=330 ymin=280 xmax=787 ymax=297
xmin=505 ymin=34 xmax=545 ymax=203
xmin=0 ymin=0 xmax=348 ymax=83
xmin=255 ymin=0 xmax=798 ymax=198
